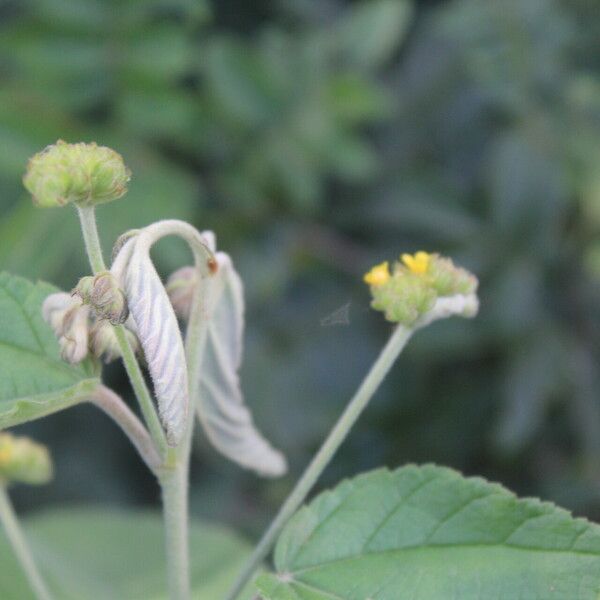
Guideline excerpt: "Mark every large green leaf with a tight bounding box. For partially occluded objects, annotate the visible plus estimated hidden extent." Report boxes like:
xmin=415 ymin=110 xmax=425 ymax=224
xmin=0 ymin=508 xmax=255 ymax=599
xmin=0 ymin=272 xmax=99 ymax=429
xmin=256 ymin=464 xmax=600 ymax=599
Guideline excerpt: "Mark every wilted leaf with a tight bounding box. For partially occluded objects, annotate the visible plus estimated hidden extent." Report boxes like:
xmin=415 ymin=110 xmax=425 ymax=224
xmin=196 ymin=250 xmax=287 ymax=477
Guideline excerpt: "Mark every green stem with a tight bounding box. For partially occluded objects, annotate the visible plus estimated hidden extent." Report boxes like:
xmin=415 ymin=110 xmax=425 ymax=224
xmin=0 ymin=485 xmax=53 ymax=600
xmin=113 ymin=325 xmax=168 ymax=458
xmin=160 ymin=465 xmax=189 ymax=600
xmin=225 ymin=324 xmax=414 ymax=600
xmin=160 ymin=247 xmax=211 ymax=600
xmin=90 ymin=385 xmax=162 ymax=473
xmin=76 ymin=206 xmax=168 ymax=458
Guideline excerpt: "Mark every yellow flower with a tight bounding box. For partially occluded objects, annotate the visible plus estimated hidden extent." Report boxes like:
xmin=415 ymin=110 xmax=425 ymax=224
xmin=0 ymin=445 xmax=12 ymax=466
xmin=401 ymin=251 xmax=431 ymax=275
xmin=364 ymin=261 xmax=391 ymax=286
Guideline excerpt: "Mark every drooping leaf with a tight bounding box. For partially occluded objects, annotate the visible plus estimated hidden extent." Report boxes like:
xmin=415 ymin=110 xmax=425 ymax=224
xmin=0 ymin=272 xmax=99 ymax=429
xmin=121 ymin=239 xmax=189 ymax=446
xmin=0 ymin=509 xmax=256 ymax=600
xmin=256 ymin=464 xmax=600 ymax=599
xmin=196 ymin=250 xmax=287 ymax=477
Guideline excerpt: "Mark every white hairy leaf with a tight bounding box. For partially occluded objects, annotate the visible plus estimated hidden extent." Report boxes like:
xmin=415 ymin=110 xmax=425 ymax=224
xmin=123 ymin=238 xmax=189 ymax=446
xmin=196 ymin=249 xmax=287 ymax=477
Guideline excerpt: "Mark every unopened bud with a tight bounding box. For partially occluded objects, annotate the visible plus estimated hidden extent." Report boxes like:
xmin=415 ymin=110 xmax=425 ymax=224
xmin=23 ymin=140 xmax=130 ymax=208
xmin=0 ymin=433 xmax=53 ymax=486
xmin=42 ymin=292 xmax=91 ymax=363
xmin=90 ymin=319 xmax=139 ymax=363
xmin=79 ymin=271 xmax=129 ymax=324
xmin=427 ymin=254 xmax=478 ymax=297
xmin=72 ymin=275 xmax=95 ymax=303
xmin=166 ymin=266 xmax=197 ymax=320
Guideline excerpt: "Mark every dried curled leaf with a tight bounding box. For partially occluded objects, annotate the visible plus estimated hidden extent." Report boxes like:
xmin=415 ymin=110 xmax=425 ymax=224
xmin=195 ymin=248 xmax=287 ymax=477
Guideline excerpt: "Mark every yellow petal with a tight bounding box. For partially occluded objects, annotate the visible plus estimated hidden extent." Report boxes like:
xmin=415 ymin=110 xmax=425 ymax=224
xmin=402 ymin=251 xmax=431 ymax=275
xmin=364 ymin=261 xmax=391 ymax=286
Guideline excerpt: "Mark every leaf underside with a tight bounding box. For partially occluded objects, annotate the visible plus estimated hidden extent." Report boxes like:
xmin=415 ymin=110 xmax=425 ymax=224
xmin=0 ymin=272 xmax=99 ymax=429
xmin=0 ymin=509 xmax=256 ymax=600
xmin=256 ymin=464 xmax=600 ymax=600
xmin=196 ymin=252 xmax=286 ymax=477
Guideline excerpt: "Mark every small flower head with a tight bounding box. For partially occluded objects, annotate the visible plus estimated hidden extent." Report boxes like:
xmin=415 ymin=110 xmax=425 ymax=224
xmin=23 ymin=140 xmax=130 ymax=208
xmin=401 ymin=251 xmax=431 ymax=275
xmin=370 ymin=271 xmax=436 ymax=325
xmin=0 ymin=433 xmax=53 ymax=486
xmin=365 ymin=251 xmax=479 ymax=326
xmin=363 ymin=261 xmax=391 ymax=287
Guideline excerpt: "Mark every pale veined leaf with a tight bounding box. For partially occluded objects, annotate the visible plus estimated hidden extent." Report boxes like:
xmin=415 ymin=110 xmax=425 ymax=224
xmin=195 ymin=243 xmax=287 ymax=477
xmin=115 ymin=235 xmax=189 ymax=447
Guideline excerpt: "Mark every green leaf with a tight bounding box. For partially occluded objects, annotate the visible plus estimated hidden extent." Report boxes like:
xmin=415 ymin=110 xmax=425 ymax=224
xmin=0 ymin=508 xmax=256 ymax=599
xmin=256 ymin=464 xmax=600 ymax=599
xmin=0 ymin=273 xmax=99 ymax=429
xmin=334 ymin=0 xmax=413 ymax=69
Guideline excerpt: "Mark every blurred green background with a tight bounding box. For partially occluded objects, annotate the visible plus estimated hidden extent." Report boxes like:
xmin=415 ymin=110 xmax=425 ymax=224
xmin=1 ymin=0 xmax=600 ymax=542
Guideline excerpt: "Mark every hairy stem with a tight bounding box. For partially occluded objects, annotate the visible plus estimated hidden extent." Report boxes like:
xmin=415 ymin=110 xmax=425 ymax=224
xmin=226 ymin=324 xmax=414 ymax=600
xmin=160 ymin=239 xmax=212 ymax=600
xmin=76 ymin=205 xmax=168 ymax=458
xmin=90 ymin=385 xmax=162 ymax=473
xmin=113 ymin=325 xmax=168 ymax=458
xmin=160 ymin=465 xmax=189 ymax=600
xmin=0 ymin=485 xmax=53 ymax=600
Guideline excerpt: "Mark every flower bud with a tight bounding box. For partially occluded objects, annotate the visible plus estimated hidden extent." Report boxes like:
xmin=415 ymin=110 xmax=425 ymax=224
xmin=0 ymin=433 xmax=53 ymax=486
xmin=72 ymin=275 xmax=95 ymax=303
xmin=77 ymin=271 xmax=129 ymax=324
xmin=23 ymin=140 xmax=130 ymax=208
xmin=90 ymin=319 xmax=139 ymax=363
xmin=166 ymin=266 xmax=197 ymax=320
xmin=90 ymin=272 xmax=128 ymax=324
xmin=427 ymin=254 xmax=478 ymax=296
xmin=42 ymin=292 xmax=91 ymax=363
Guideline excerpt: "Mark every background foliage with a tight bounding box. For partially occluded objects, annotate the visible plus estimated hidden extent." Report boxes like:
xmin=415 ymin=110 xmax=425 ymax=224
xmin=0 ymin=0 xmax=599 ymax=545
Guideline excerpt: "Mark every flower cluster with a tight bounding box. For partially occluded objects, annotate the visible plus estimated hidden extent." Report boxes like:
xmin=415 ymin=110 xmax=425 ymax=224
xmin=23 ymin=140 xmax=130 ymax=208
xmin=364 ymin=251 xmax=478 ymax=325
xmin=42 ymin=291 xmax=138 ymax=365
xmin=0 ymin=433 xmax=53 ymax=486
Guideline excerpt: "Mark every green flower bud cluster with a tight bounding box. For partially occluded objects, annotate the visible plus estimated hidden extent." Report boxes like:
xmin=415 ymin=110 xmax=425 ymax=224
xmin=0 ymin=433 xmax=53 ymax=486
xmin=73 ymin=272 xmax=129 ymax=325
xmin=23 ymin=140 xmax=130 ymax=208
xmin=364 ymin=252 xmax=478 ymax=325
